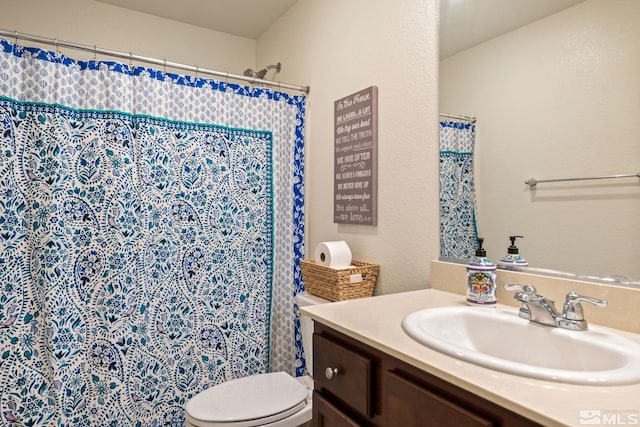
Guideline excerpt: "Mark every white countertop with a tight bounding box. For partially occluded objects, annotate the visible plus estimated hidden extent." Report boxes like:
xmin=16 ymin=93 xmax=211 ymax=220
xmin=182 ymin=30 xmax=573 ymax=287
xmin=300 ymin=288 xmax=640 ymax=427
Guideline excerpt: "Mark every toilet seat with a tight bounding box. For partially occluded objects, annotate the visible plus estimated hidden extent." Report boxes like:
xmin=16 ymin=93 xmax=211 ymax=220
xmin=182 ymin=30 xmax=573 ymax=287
xmin=185 ymin=372 xmax=309 ymax=427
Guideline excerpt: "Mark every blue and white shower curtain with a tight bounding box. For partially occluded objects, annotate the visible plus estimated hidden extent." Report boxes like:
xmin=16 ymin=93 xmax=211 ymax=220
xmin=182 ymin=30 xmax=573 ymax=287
xmin=439 ymin=120 xmax=478 ymax=260
xmin=0 ymin=38 xmax=305 ymax=426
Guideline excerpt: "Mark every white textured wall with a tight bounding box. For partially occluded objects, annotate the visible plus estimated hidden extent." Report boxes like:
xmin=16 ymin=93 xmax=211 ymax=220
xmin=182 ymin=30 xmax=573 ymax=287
xmin=0 ymin=0 xmax=256 ymax=74
xmin=257 ymin=0 xmax=440 ymax=294
xmin=440 ymin=0 xmax=640 ymax=280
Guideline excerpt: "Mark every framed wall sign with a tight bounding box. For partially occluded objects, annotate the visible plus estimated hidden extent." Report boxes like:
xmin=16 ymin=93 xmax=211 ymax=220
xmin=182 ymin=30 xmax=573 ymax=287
xmin=333 ymin=86 xmax=378 ymax=225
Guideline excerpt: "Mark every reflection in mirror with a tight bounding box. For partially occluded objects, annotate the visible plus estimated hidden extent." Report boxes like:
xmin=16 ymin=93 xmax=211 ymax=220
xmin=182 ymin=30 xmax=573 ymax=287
xmin=439 ymin=0 xmax=640 ymax=283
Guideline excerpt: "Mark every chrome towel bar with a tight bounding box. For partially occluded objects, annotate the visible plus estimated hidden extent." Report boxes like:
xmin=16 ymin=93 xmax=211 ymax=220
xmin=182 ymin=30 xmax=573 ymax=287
xmin=525 ymin=172 xmax=640 ymax=187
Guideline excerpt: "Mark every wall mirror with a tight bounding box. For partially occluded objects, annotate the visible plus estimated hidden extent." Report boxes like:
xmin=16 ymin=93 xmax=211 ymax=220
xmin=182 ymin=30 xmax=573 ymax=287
xmin=438 ymin=0 xmax=640 ymax=285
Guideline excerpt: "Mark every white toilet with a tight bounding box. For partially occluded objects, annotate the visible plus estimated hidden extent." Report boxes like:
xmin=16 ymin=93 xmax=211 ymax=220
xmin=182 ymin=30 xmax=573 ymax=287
xmin=184 ymin=291 xmax=328 ymax=427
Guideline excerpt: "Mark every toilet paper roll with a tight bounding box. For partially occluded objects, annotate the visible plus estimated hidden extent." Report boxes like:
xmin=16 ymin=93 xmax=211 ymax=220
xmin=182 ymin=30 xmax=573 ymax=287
xmin=314 ymin=241 xmax=352 ymax=269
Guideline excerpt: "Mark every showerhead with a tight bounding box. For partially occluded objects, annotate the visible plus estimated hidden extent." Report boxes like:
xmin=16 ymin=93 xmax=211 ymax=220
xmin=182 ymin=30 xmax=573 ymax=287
xmin=243 ymin=62 xmax=282 ymax=80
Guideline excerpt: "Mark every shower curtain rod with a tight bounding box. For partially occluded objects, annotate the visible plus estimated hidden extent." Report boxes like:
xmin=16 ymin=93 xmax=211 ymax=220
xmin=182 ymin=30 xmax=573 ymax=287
xmin=439 ymin=112 xmax=476 ymax=124
xmin=0 ymin=29 xmax=310 ymax=94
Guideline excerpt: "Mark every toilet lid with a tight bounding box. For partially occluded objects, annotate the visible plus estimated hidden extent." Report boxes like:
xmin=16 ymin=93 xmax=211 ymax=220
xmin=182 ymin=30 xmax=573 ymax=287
xmin=185 ymin=372 xmax=308 ymax=425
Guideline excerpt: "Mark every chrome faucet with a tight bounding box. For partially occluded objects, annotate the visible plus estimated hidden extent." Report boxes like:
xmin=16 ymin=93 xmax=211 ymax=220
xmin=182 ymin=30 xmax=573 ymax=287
xmin=504 ymin=284 xmax=607 ymax=331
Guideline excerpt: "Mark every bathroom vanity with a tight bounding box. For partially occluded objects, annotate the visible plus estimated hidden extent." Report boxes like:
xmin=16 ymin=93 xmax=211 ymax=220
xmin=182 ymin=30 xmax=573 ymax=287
xmin=300 ymin=287 xmax=640 ymax=427
xmin=312 ymin=322 xmax=535 ymax=426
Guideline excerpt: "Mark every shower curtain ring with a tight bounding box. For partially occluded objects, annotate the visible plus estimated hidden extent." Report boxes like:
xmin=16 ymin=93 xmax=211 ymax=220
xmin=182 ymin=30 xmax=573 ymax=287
xmin=163 ymin=59 xmax=167 ymax=73
xmin=93 ymin=45 xmax=97 ymax=61
xmin=13 ymin=30 xmax=18 ymax=44
xmin=129 ymin=52 xmax=133 ymax=68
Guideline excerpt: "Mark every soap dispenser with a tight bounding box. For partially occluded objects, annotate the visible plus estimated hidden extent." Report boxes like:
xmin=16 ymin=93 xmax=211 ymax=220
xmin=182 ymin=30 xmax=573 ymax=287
xmin=499 ymin=235 xmax=528 ymax=268
xmin=466 ymin=237 xmax=497 ymax=306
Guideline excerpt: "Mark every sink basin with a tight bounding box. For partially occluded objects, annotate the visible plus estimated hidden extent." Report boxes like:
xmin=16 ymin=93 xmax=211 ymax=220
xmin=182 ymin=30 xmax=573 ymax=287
xmin=402 ymin=306 xmax=640 ymax=385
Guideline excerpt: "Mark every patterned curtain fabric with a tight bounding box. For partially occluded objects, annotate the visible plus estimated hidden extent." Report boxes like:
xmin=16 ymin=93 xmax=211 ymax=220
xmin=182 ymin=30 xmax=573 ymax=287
xmin=0 ymin=39 xmax=305 ymax=426
xmin=439 ymin=120 xmax=478 ymax=260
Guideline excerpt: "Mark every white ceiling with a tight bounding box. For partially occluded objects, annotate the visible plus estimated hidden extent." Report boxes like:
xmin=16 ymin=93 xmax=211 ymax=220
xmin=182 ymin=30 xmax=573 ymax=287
xmin=95 ymin=0 xmax=586 ymax=57
xmin=94 ymin=0 xmax=300 ymax=39
xmin=439 ymin=0 xmax=586 ymax=58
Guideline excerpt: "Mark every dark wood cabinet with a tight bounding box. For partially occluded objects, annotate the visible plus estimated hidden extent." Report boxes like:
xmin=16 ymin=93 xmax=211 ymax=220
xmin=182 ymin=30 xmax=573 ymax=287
xmin=386 ymin=371 xmax=493 ymax=427
xmin=312 ymin=323 xmax=541 ymax=427
xmin=313 ymin=333 xmax=374 ymax=417
xmin=313 ymin=392 xmax=361 ymax=427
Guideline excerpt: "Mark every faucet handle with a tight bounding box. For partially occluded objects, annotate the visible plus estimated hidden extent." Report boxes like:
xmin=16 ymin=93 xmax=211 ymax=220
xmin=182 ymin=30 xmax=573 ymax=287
xmin=562 ymin=291 xmax=607 ymax=321
xmin=503 ymin=284 xmax=537 ymax=320
xmin=503 ymin=284 xmax=537 ymax=300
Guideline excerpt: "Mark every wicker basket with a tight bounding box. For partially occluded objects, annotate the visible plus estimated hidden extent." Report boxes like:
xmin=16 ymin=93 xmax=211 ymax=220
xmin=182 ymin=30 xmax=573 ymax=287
xmin=300 ymin=259 xmax=379 ymax=301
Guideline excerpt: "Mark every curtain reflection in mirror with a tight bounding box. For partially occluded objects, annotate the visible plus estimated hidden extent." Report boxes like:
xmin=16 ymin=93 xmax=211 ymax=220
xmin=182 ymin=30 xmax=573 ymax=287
xmin=439 ymin=120 xmax=478 ymax=260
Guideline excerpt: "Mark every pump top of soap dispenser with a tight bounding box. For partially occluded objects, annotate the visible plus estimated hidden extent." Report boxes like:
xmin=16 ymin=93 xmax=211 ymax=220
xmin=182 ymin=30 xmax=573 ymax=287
xmin=469 ymin=237 xmax=495 ymax=268
xmin=507 ymin=235 xmax=523 ymax=254
xmin=500 ymin=235 xmax=528 ymax=266
xmin=476 ymin=237 xmax=486 ymax=257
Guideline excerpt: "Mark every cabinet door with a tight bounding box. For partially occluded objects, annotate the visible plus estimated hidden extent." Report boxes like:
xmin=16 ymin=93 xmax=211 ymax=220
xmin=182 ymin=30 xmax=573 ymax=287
xmin=313 ymin=333 xmax=373 ymax=417
xmin=386 ymin=371 xmax=494 ymax=427
xmin=313 ymin=391 xmax=361 ymax=427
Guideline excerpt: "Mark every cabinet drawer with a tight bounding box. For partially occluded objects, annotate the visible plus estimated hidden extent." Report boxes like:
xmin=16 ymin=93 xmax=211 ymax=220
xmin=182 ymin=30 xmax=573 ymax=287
xmin=313 ymin=391 xmax=361 ymax=427
xmin=313 ymin=332 xmax=374 ymax=417
xmin=386 ymin=371 xmax=494 ymax=427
